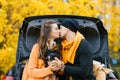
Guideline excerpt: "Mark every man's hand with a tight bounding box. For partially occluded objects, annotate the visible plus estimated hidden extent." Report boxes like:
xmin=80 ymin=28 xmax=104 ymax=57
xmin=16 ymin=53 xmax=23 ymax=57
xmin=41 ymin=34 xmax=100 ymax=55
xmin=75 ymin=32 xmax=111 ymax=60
xmin=48 ymin=60 xmax=61 ymax=71
xmin=54 ymin=57 xmax=65 ymax=72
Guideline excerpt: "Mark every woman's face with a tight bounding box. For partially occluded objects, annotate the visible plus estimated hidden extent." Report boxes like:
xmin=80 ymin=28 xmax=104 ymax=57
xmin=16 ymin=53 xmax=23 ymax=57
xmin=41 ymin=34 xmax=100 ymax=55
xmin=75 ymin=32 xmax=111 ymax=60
xmin=49 ymin=23 xmax=60 ymax=39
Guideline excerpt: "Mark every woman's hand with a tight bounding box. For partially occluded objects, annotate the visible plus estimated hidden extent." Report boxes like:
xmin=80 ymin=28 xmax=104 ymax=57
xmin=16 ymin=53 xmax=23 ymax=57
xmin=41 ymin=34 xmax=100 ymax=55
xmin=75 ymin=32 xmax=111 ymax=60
xmin=48 ymin=60 xmax=61 ymax=71
xmin=48 ymin=57 xmax=65 ymax=72
xmin=54 ymin=57 xmax=65 ymax=72
xmin=53 ymin=57 xmax=65 ymax=75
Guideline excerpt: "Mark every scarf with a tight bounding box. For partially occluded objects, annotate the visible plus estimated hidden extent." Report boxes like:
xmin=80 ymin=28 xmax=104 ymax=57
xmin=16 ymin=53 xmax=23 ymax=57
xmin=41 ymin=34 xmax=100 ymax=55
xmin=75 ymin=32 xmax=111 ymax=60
xmin=61 ymin=31 xmax=84 ymax=64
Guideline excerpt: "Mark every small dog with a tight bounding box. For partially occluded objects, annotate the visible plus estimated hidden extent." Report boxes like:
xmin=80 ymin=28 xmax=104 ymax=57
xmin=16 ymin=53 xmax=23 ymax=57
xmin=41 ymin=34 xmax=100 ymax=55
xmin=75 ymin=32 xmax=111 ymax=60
xmin=45 ymin=40 xmax=60 ymax=80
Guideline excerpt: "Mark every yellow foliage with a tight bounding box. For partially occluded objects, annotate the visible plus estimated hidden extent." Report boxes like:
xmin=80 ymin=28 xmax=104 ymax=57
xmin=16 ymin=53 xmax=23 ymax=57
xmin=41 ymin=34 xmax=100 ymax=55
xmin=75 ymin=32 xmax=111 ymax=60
xmin=0 ymin=0 xmax=120 ymax=76
xmin=113 ymin=45 xmax=120 ymax=53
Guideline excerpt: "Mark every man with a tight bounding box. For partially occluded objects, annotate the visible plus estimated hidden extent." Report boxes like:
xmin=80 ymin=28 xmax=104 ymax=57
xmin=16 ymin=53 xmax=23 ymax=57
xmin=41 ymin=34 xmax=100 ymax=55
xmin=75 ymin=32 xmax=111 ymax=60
xmin=58 ymin=19 xmax=96 ymax=80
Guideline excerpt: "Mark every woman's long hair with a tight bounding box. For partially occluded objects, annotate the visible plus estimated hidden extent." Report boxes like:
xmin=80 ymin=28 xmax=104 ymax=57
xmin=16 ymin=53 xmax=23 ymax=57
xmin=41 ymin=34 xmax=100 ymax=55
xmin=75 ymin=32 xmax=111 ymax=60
xmin=37 ymin=20 xmax=62 ymax=59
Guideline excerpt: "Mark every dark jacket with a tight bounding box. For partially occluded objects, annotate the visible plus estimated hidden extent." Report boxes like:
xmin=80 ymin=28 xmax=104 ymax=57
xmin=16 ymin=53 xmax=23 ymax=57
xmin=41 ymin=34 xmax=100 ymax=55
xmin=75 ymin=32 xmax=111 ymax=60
xmin=59 ymin=39 xmax=96 ymax=80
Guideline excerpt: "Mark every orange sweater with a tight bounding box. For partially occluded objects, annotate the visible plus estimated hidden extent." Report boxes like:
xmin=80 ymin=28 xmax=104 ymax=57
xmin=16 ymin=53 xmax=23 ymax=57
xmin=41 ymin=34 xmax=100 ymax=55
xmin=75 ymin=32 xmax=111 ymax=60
xmin=22 ymin=44 xmax=53 ymax=80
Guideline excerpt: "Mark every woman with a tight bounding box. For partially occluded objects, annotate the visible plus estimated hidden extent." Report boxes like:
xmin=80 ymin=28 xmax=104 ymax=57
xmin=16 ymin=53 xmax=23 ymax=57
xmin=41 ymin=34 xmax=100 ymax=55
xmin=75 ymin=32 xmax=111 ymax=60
xmin=22 ymin=20 xmax=62 ymax=80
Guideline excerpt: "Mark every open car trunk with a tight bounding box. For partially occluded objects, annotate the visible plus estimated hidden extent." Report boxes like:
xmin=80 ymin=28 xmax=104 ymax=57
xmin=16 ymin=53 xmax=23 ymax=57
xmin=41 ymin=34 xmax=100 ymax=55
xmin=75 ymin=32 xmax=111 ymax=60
xmin=6 ymin=15 xmax=119 ymax=80
xmin=18 ymin=15 xmax=110 ymax=64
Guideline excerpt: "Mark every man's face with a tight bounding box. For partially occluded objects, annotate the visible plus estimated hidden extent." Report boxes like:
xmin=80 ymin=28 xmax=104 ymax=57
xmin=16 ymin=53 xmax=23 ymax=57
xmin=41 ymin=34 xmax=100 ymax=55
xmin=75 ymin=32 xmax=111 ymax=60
xmin=59 ymin=25 xmax=68 ymax=38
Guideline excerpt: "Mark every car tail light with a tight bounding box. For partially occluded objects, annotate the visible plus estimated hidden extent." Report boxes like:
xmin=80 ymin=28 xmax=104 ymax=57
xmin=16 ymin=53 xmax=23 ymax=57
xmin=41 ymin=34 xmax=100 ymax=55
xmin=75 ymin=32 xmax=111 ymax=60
xmin=1 ymin=76 xmax=13 ymax=80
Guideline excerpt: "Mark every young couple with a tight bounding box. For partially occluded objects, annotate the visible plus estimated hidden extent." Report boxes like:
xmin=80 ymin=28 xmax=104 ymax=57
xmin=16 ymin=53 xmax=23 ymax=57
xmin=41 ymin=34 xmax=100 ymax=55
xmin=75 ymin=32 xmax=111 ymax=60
xmin=22 ymin=19 xmax=96 ymax=80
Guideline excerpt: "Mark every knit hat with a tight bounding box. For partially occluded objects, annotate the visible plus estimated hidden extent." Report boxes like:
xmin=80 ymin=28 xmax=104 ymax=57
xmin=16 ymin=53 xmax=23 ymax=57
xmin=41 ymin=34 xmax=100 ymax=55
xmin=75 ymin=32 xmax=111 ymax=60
xmin=60 ymin=19 xmax=79 ymax=32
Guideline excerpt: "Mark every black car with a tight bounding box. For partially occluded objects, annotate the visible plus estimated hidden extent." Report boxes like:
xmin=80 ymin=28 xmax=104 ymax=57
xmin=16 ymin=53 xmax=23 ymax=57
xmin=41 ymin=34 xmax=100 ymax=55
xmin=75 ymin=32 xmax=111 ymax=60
xmin=5 ymin=15 xmax=119 ymax=80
